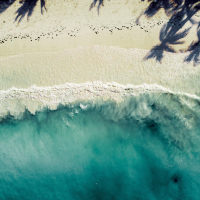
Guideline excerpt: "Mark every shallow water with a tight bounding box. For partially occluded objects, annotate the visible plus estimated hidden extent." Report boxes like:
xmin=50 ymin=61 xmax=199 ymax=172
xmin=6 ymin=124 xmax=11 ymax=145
xmin=0 ymin=92 xmax=200 ymax=199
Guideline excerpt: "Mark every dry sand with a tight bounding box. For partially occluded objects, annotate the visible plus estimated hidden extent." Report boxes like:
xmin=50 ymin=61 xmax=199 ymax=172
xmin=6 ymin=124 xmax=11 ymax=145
xmin=0 ymin=0 xmax=200 ymax=95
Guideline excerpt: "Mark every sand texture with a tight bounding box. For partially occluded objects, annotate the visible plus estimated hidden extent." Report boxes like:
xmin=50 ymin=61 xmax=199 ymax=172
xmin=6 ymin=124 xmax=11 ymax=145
xmin=0 ymin=0 xmax=199 ymax=94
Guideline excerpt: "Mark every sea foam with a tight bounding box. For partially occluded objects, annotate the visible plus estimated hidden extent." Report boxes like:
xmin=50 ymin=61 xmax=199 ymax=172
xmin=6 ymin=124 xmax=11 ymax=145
xmin=0 ymin=81 xmax=199 ymax=121
xmin=0 ymin=81 xmax=194 ymax=116
xmin=1 ymin=82 xmax=200 ymax=199
xmin=0 ymin=82 xmax=200 ymax=199
xmin=0 ymin=81 xmax=200 ymax=150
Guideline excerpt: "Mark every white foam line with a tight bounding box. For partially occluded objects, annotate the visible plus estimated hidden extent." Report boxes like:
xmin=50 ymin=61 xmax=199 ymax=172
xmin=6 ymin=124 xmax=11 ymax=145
xmin=0 ymin=81 xmax=199 ymax=120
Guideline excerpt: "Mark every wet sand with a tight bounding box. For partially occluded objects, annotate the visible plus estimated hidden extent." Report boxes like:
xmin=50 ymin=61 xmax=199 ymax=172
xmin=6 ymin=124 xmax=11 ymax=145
xmin=0 ymin=0 xmax=200 ymax=94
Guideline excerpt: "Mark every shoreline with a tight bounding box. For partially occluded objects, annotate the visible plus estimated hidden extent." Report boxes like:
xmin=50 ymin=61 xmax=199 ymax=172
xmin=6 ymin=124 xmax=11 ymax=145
xmin=0 ymin=81 xmax=199 ymax=120
xmin=0 ymin=45 xmax=199 ymax=94
xmin=0 ymin=0 xmax=199 ymax=94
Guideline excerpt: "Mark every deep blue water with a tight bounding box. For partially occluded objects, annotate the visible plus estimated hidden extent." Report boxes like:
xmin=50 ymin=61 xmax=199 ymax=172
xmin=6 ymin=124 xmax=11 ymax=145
xmin=0 ymin=94 xmax=200 ymax=199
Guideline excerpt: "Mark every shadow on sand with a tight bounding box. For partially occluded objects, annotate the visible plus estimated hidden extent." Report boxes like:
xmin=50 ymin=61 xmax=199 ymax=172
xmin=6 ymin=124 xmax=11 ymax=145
xmin=89 ymin=0 xmax=104 ymax=14
xmin=1 ymin=0 xmax=200 ymax=66
xmin=15 ymin=0 xmax=46 ymax=22
xmin=0 ymin=0 xmax=15 ymax=13
xmin=0 ymin=0 xmax=46 ymax=22
xmin=90 ymin=0 xmax=200 ymax=66
xmin=139 ymin=0 xmax=200 ymax=66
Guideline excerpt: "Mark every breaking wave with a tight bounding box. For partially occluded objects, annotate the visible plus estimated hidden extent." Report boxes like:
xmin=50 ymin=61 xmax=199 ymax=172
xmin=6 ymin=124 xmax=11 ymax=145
xmin=0 ymin=82 xmax=200 ymax=199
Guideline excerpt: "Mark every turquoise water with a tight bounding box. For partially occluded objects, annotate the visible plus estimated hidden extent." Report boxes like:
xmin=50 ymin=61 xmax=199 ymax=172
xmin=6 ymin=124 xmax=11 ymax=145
xmin=1 ymin=93 xmax=200 ymax=199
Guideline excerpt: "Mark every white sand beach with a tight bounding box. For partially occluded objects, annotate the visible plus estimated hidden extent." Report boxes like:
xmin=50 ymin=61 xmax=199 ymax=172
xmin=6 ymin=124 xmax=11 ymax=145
xmin=0 ymin=0 xmax=200 ymax=94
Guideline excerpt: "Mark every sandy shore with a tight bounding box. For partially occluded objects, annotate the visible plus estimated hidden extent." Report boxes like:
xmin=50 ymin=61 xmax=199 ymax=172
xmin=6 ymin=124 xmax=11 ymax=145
xmin=0 ymin=0 xmax=167 ymax=56
xmin=0 ymin=0 xmax=200 ymax=94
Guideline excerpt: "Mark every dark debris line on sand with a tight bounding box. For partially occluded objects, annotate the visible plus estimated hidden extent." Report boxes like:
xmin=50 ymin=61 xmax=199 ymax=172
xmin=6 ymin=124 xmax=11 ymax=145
xmin=90 ymin=0 xmax=200 ymax=66
xmin=2 ymin=0 xmax=200 ymax=66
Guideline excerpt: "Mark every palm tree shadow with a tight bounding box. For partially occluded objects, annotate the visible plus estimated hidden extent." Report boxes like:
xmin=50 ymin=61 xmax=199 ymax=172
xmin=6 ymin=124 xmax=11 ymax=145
xmin=2 ymin=0 xmax=200 ymax=67
xmin=142 ymin=0 xmax=185 ymax=19
xmin=145 ymin=10 xmax=193 ymax=62
xmin=90 ymin=0 xmax=200 ymax=65
xmin=184 ymin=25 xmax=200 ymax=66
xmin=15 ymin=0 xmax=47 ymax=23
xmin=40 ymin=0 xmax=46 ymax=14
xmin=0 ymin=0 xmax=16 ymax=14
xmin=89 ymin=0 xmax=105 ymax=14
xmin=143 ymin=2 xmax=198 ymax=63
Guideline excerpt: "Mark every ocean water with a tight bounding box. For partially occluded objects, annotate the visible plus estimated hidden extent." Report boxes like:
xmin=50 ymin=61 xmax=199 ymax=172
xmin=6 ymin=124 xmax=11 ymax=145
xmin=1 ymin=83 xmax=200 ymax=199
